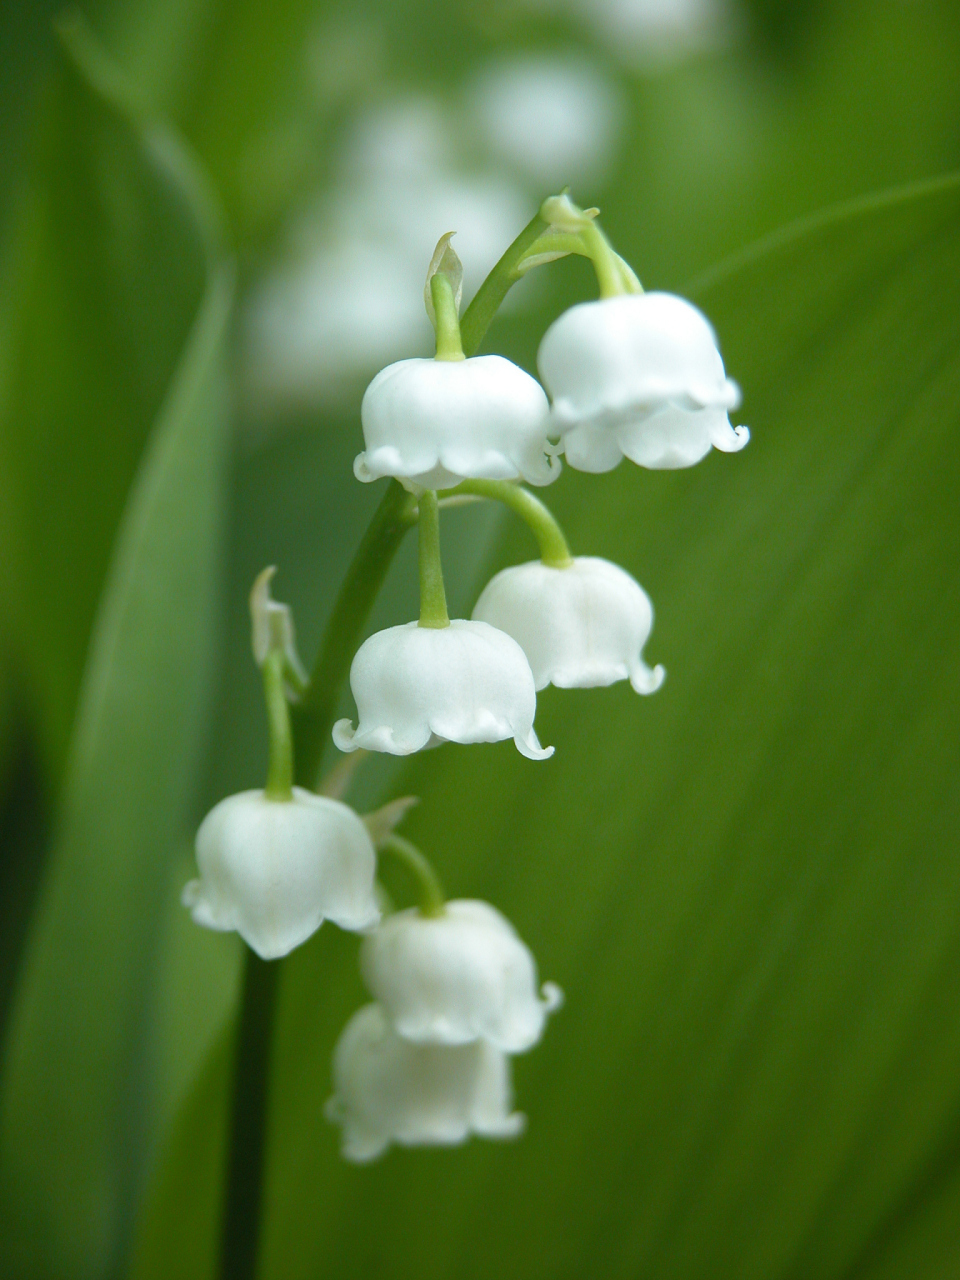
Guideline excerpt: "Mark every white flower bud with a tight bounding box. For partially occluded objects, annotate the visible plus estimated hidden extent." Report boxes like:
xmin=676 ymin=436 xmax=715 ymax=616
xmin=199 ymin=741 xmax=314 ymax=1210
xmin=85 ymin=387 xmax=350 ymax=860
xmin=473 ymin=556 xmax=665 ymax=694
xmin=362 ymin=900 xmax=562 ymax=1051
xmin=537 ymin=292 xmax=748 ymax=471
xmin=182 ymin=789 xmax=379 ymax=959
xmin=332 ymin=619 xmax=553 ymax=760
xmin=325 ymin=1003 xmax=525 ymax=1162
xmin=355 ymin=356 xmax=559 ymax=490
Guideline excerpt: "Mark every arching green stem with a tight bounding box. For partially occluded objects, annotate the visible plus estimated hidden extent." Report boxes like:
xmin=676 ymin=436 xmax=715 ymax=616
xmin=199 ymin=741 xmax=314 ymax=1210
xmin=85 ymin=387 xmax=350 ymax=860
xmin=262 ymin=649 xmax=294 ymax=800
xmin=580 ymin=220 xmax=628 ymax=299
xmin=418 ymin=490 xmax=450 ymax=627
xmin=380 ymin=834 xmax=446 ymax=917
xmin=439 ymin=479 xmax=573 ymax=568
xmin=291 ymin=480 xmax=417 ymax=790
xmin=459 ymin=211 xmax=548 ymax=356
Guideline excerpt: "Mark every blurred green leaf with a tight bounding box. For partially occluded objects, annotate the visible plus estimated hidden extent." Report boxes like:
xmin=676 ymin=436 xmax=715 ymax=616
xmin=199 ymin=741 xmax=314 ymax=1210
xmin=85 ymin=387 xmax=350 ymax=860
xmin=0 ymin=14 xmax=213 ymax=784
xmin=0 ymin=21 xmax=233 ymax=1280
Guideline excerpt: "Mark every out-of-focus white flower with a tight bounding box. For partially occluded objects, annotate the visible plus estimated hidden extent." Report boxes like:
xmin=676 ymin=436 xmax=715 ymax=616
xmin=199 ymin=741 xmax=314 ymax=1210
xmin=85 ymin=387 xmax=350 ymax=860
xmin=575 ymin=0 xmax=733 ymax=69
xmin=243 ymin=98 xmax=533 ymax=413
xmin=355 ymin=355 xmax=558 ymax=489
xmin=537 ymin=292 xmax=748 ymax=471
xmin=333 ymin=620 xmax=553 ymax=760
xmin=362 ymin=900 xmax=563 ymax=1051
xmin=182 ymin=789 xmax=379 ymax=959
xmin=466 ymin=54 xmax=624 ymax=188
xmin=473 ymin=556 xmax=665 ymax=693
xmin=325 ymin=1003 xmax=525 ymax=1162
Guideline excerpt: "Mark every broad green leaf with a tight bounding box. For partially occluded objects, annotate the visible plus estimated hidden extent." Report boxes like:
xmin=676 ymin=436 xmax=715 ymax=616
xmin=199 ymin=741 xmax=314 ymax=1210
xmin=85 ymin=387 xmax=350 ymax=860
xmin=0 ymin=16 xmax=211 ymax=784
xmin=0 ymin=24 xmax=234 ymax=1280
xmin=252 ymin=174 xmax=960 ymax=1280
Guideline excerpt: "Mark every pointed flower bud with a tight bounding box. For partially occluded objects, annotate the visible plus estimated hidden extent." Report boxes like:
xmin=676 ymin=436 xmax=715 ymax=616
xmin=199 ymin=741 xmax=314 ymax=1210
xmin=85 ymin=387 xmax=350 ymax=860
xmin=332 ymin=619 xmax=553 ymax=760
xmin=473 ymin=556 xmax=665 ymax=694
xmin=354 ymin=356 xmax=559 ymax=490
xmin=538 ymin=292 xmax=748 ymax=471
xmin=362 ymin=900 xmax=562 ymax=1051
xmin=423 ymin=231 xmax=463 ymax=327
xmin=182 ymin=789 xmax=379 ymax=959
xmin=325 ymin=1003 xmax=525 ymax=1162
xmin=249 ymin=566 xmax=307 ymax=695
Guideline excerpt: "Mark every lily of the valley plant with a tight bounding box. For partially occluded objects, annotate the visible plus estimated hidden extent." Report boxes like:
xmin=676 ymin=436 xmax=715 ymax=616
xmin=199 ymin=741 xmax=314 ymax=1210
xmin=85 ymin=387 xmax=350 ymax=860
xmin=184 ymin=190 xmax=748 ymax=1264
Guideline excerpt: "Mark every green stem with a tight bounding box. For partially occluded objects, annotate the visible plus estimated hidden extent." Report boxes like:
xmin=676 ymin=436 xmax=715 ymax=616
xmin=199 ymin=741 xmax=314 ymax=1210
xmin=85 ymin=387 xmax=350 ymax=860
xmin=430 ymin=274 xmax=464 ymax=360
xmin=439 ymin=479 xmax=573 ymax=568
xmin=218 ymin=953 xmax=279 ymax=1280
xmin=291 ymin=480 xmax=417 ymax=789
xmin=262 ymin=650 xmax=294 ymax=799
xmin=380 ymin=834 xmax=446 ymax=917
xmin=459 ymin=211 xmax=548 ymax=356
xmin=580 ymin=221 xmax=627 ymax=299
xmin=417 ymin=491 xmax=449 ymax=627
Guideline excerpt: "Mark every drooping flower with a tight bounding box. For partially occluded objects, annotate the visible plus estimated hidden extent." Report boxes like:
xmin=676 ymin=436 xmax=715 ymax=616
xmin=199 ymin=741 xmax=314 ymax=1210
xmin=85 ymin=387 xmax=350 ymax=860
xmin=332 ymin=619 xmax=553 ymax=760
xmin=325 ymin=1003 xmax=525 ymax=1162
xmin=182 ymin=789 xmax=379 ymax=959
xmin=361 ymin=899 xmax=563 ymax=1051
xmin=354 ymin=355 xmax=559 ymax=489
xmin=472 ymin=555 xmax=665 ymax=694
xmin=537 ymin=291 xmax=748 ymax=471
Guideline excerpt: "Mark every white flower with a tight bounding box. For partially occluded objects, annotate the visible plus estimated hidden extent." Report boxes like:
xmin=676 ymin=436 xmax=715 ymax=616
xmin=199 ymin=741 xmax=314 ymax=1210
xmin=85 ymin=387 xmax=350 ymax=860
xmin=355 ymin=355 xmax=559 ymax=489
xmin=537 ymin=291 xmax=748 ymax=471
xmin=473 ymin=556 xmax=665 ymax=694
xmin=182 ymin=789 xmax=379 ymax=959
xmin=325 ymin=1003 xmax=525 ymax=1162
xmin=332 ymin=619 xmax=553 ymax=760
xmin=361 ymin=900 xmax=563 ymax=1051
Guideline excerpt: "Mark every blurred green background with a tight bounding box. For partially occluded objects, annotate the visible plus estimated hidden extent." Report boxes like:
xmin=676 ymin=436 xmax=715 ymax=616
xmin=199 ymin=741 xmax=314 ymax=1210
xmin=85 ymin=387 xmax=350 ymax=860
xmin=1 ymin=0 xmax=959 ymax=1277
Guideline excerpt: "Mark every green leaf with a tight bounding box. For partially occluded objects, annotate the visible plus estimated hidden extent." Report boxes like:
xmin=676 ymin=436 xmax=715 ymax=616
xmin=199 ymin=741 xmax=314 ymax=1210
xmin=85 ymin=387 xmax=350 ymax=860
xmin=0 ymin=15 xmax=214 ymax=783
xmin=0 ymin=23 xmax=234 ymax=1280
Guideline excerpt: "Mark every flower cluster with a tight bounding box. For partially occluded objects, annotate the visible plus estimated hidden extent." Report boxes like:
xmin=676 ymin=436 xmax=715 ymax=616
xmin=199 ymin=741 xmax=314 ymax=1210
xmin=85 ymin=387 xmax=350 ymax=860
xmin=326 ymin=890 xmax=562 ymax=1161
xmin=183 ymin=193 xmax=748 ymax=1164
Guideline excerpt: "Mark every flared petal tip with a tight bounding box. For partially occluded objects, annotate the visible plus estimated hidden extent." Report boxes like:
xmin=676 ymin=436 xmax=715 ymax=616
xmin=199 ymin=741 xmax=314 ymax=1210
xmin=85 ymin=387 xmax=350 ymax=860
xmin=181 ymin=879 xmax=201 ymax=909
xmin=480 ymin=1111 xmax=527 ymax=1141
xmin=515 ymin=730 xmax=554 ymax=761
xmin=520 ymin=449 xmax=563 ymax=488
xmin=332 ymin=718 xmax=360 ymax=752
xmin=715 ymin=423 xmax=749 ymax=454
xmin=353 ymin=453 xmax=375 ymax=482
xmin=334 ymin=719 xmax=431 ymax=756
xmin=541 ymin=981 xmax=565 ymax=1013
xmin=181 ymin=880 xmax=229 ymax=932
xmin=630 ymin=662 xmax=666 ymax=695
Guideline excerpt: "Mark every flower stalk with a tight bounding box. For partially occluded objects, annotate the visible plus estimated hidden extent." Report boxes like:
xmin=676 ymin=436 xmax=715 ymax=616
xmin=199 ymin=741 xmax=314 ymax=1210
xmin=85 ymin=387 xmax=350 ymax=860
xmin=262 ymin=649 xmax=294 ymax=800
xmin=379 ymin=834 xmax=446 ymax=917
xmin=439 ymin=479 xmax=573 ymax=569
xmin=417 ymin=490 xmax=450 ymax=628
xmin=430 ymin=272 xmax=465 ymax=361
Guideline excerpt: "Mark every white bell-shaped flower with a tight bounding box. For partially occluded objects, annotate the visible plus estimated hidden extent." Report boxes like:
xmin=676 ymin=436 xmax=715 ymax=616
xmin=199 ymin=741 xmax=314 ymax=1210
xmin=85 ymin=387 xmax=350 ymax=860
xmin=537 ymin=292 xmax=748 ymax=471
xmin=325 ymin=1003 xmax=525 ymax=1162
xmin=361 ymin=900 xmax=563 ymax=1051
xmin=182 ymin=789 xmax=380 ymax=959
xmin=472 ymin=556 xmax=665 ymax=694
xmin=355 ymin=355 xmax=559 ymax=489
xmin=332 ymin=619 xmax=553 ymax=760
